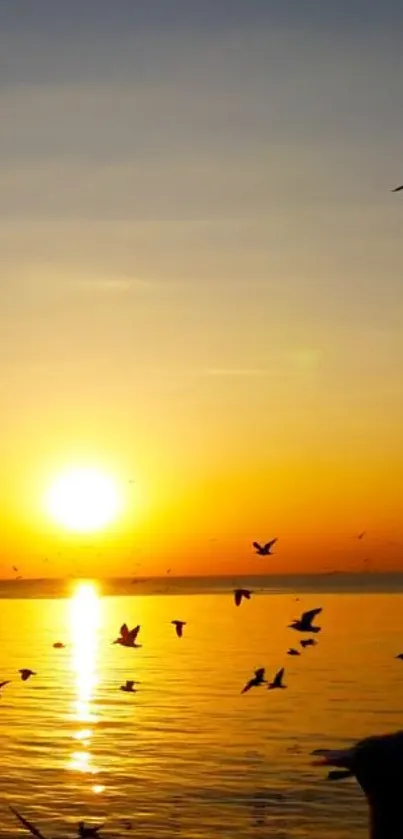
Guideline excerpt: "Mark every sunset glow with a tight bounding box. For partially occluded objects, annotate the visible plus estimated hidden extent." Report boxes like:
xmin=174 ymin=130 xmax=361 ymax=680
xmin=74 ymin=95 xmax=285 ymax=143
xmin=45 ymin=468 xmax=122 ymax=533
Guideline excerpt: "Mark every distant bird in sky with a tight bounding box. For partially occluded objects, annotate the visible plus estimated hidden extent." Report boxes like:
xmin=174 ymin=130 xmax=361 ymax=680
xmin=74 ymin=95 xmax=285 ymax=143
xmin=171 ymin=620 xmax=186 ymax=637
xmin=300 ymin=638 xmax=317 ymax=648
xmin=391 ymin=184 xmax=403 ymax=192
xmin=78 ymin=823 xmax=103 ymax=838
xmin=52 ymin=642 xmax=66 ymax=649
xmin=396 ymin=653 xmax=403 ymax=660
xmin=267 ymin=668 xmax=286 ymax=690
xmin=287 ymin=648 xmax=300 ymax=656
xmin=241 ymin=667 xmax=266 ymax=693
xmin=0 ymin=680 xmax=11 ymax=693
xmin=10 ymin=807 xmax=47 ymax=838
xmin=120 ymin=680 xmax=137 ymax=693
xmin=253 ymin=539 xmax=277 ymax=556
xmin=114 ymin=624 xmax=141 ymax=648
xmin=357 ymin=531 xmax=366 ymax=540
xmin=289 ymin=608 xmax=322 ymax=633
xmin=234 ymin=588 xmax=251 ymax=606
xmin=19 ymin=669 xmax=36 ymax=681
xmin=12 ymin=566 xmax=18 ymax=573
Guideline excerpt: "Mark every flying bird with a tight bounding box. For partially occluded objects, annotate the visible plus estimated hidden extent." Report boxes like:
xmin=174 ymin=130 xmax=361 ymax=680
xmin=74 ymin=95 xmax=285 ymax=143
xmin=253 ymin=539 xmax=277 ymax=556
xmin=10 ymin=807 xmax=47 ymax=838
xmin=241 ymin=667 xmax=266 ymax=693
xmin=113 ymin=624 xmax=141 ymax=648
xmin=287 ymin=648 xmax=300 ymax=656
xmin=357 ymin=531 xmax=366 ymax=540
xmin=300 ymin=638 xmax=317 ymax=648
xmin=120 ymin=680 xmax=137 ymax=693
xmin=289 ymin=607 xmax=322 ymax=633
xmin=78 ymin=823 xmax=103 ymax=838
xmin=267 ymin=668 xmax=286 ymax=690
xmin=234 ymin=588 xmax=251 ymax=606
xmin=52 ymin=642 xmax=66 ymax=649
xmin=19 ymin=669 xmax=36 ymax=681
xmin=171 ymin=620 xmax=186 ymax=638
xmin=396 ymin=653 xmax=403 ymax=660
xmin=0 ymin=680 xmax=11 ymax=694
xmin=392 ymin=184 xmax=403 ymax=192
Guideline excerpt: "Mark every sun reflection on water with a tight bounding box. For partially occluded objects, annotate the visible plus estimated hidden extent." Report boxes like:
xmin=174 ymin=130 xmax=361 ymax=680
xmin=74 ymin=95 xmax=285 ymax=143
xmin=69 ymin=582 xmax=100 ymax=777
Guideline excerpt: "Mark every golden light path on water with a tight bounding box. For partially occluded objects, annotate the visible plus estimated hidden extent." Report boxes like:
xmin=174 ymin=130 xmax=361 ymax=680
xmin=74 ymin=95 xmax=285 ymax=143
xmin=69 ymin=582 xmax=105 ymax=793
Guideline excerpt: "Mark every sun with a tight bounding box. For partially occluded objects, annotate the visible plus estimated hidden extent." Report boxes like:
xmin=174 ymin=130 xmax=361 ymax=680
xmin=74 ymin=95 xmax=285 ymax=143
xmin=45 ymin=467 xmax=122 ymax=533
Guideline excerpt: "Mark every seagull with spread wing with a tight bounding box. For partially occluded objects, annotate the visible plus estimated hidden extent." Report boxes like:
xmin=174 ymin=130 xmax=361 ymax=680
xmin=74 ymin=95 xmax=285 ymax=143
xmin=113 ymin=624 xmax=142 ymax=648
xmin=171 ymin=620 xmax=186 ymax=638
xmin=241 ymin=667 xmax=266 ymax=693
xmin=267 ymin=668 xmax=286 ymax=690
xmin=234 ymin=588 xmax=251 ymax=606
xmin=289 ymin=607 xmax=322 ymax=633
xmin=252 ymin=539 xmax=277 ymax=556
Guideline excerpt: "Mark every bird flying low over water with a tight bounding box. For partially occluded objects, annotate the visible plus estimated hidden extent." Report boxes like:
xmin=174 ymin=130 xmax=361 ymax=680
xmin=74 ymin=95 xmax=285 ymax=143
xmin=267 ymin=668 xmax=286 ymax=690
xmin=253 ymin=539 xmax=277 ymax=556
xmin=19 ymin=669 xmax=36 ymax=681
xmin=120 ymin=680 xmax=137 ymax=693
xmin=289 ymin=608 xmax=322 ymax=633
xmin=300 ymin=638 xmax=317 ymax=648
xmin=241 ymin=667 xmax=266 ymax=693
xmin=234 ymin=588 xmax=251 ymax=606
xmin=114 ymin=624 xmax=141 ymax=647
xmin=10 ymin=807 xmax=47 ymax=838
xmin=171 ymin=620 xmax=186 ymax=637
xmin=287 ymin=648 xmax=300 ymax=656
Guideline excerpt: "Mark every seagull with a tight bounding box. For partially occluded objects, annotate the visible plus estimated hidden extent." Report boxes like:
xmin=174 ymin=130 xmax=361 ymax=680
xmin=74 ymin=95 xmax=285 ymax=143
xmin=289 ymin=607 xmax=322 ymax=633
xmin=234 ymin=588 xmax=251 ymax=606
xmin=253 ymin=539 xmax=277 ymax=556
xmin=10 ymin=807 xmax=47 ymax=838
xmin=113 ymin=624 xmax=141 ymax=648
xmin=19 ymin=669 xmax=36 ymax=681
xmin=392 ymin=184 xmax=403 ymax=192
xmin=52 ymin=642 xmax=66 ymax=649
xmin=287 ymin=648 xmax=300 ymax=656
xmin=171 ymin=620 xmax=186 ymax=638
xmin=78 ymin=823 xmax=103 ymax=838
xmin=396 ymin=653 xmax=403 ymax=660
xmin=241 ymin=667 xmax=266 ymax=693
xmin=300 ymin=638 xmax=317 ymax=648
xmin=267 ymin=667 xmax=286 ymax=690
xmin=120 ymin=680 xmax=137 ymax=693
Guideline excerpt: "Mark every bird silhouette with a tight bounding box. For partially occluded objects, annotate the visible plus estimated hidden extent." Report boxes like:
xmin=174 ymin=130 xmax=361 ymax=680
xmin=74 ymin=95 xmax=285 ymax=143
xmin=19 ymin=669 xmax=36 ymax=681
xmin=287 ymin=648 xmax=300 ymax=656
xmin=392 ymin=184 xmax=403 ymax=192
xmin=114 ymin=624 xmax=141 ymax=648
xmin=52 ymin=642 xmax=66 ymax=649
xmin=120 ymin=680 xmax=137 ymax=693
xmin=300 ymin=638 xmax=317 ymax=648
xmin=267 ymin=668 xmax=286 ymax=690
xmin=171 ymin=620 xmax=186 ymax=637
xmin=234 ymin=588 xmax=251 ymax=606
xmin=357 ymin=531 xmax=366 ymax=540
xmin=78 ymin=823 xmax=103 ymax=838
xmin=241 ymin=667 xmax=266 ymax=693
xmin=396 ymin=653 xmax=403 ymax=660
xmin=289 ymin=607 xmax=322 ymax=633
xmin=252 ymin=539 xmax=277 ymax=556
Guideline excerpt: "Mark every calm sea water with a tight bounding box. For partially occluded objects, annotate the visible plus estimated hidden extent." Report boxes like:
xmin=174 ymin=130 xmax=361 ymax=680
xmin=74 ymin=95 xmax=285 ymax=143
xmin=1 ymin=575 xmax=403 ymax=838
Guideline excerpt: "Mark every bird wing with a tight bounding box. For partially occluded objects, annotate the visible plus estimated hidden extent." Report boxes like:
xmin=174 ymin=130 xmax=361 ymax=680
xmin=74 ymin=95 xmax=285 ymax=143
xmin=128 ymin=625 xmax=140 ymax=642
xmin=126 ymin=681 xmax=135 ymax=689
xmin=392 ymin=185 xmax=403 ymax=192
xmin=273 ymin=667 xmax=284 ymax=687
xmin=10 ymin=808 xmax=47 ymax=839
xmin=265 ymin=538 xmax=277 ymax=550
xmin=252 ymin=541 xmax=262 ymax=551
xmin=241 ymin=679 xmax=253 ymax=693
xmin=302 ymin=607 xmax=322 ymax=624
xmin=254 ymin=668 xmax=265 ymax=680
xmin=120 ymin=623 xmax=129 ymax=639
xmin=0 ymin=680 xmax=10 ymax=689
xmin=234 ymin=590 xmax=241 ymax=606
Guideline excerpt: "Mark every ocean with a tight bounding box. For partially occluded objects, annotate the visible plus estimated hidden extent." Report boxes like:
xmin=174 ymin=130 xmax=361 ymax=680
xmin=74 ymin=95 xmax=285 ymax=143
xmin=0 ymin=574 xmax=403 ymax=838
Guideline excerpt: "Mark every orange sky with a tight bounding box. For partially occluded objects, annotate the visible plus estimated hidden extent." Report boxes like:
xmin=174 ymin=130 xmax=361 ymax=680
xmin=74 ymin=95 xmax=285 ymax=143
xmin=1 ymin=3 xmax=402 ymax=577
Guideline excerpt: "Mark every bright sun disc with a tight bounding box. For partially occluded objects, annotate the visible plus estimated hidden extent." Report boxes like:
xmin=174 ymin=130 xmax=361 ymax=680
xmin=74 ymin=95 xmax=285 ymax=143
xmin=46 ymin=467 xmax=121 ymax=532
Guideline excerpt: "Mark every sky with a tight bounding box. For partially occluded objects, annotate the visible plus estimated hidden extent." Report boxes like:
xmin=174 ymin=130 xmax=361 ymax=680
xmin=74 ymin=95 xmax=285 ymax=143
xmin=1 ymin=0 xmax=403 ymax=577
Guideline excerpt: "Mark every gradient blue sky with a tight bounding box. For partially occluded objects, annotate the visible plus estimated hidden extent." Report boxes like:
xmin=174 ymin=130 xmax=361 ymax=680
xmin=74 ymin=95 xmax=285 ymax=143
xmin=1 ymin=1 xmax=402 ymax=575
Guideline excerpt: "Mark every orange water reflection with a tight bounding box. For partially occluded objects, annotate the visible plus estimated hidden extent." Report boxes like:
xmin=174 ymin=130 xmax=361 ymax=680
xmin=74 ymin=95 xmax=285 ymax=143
xmin=68 ymin=582 xmax=100 ymax=777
